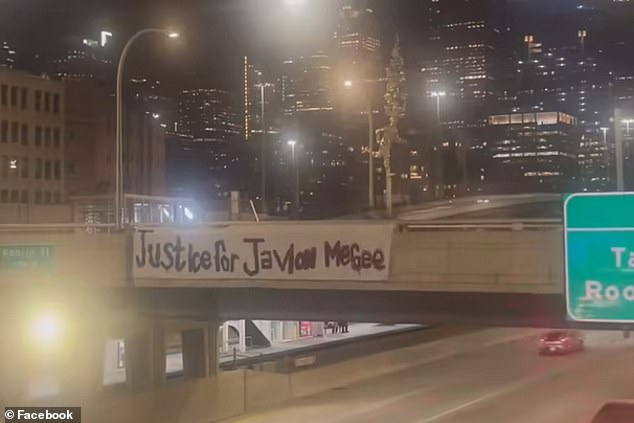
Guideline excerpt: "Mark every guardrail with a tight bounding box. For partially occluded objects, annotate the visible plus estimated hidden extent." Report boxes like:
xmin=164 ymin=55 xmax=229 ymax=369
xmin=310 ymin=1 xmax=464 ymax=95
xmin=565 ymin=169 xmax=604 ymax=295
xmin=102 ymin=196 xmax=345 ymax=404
xmin=0 ymin=219 xmax=564 ymax=233
xmin=400 ymin=218 xmax=562 ymax=232
xmin=0 ymin=223 xmax=116 ymax=233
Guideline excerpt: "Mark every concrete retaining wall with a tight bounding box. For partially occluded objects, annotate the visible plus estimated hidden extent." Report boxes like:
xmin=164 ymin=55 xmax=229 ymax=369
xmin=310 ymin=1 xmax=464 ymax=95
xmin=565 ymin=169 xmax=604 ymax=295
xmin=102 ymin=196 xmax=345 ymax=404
xmin=245 ymin=370 xmax=292 ymax=411
xmin=14 ymin=371 xmax=246 ymax=423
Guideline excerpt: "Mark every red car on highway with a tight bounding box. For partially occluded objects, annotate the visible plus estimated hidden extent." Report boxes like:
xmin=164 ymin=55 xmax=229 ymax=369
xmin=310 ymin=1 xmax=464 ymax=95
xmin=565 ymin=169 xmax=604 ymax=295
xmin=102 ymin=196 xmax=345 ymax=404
xmin=590 ymin=401 xmax=634 ymax=423
xmin=538 ymin=330 xmax=584 ymax=355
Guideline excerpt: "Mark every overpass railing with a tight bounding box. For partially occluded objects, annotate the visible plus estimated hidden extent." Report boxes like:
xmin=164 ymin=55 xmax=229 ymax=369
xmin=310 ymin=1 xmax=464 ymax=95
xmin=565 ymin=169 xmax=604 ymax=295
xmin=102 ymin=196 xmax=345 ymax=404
xmin=0 ymin=219 xmax=563 ymax=234
xmin=400 ymin=218 xmax=562 ymax=232
xmin=0 ymin=223 xmax=116 ymax=234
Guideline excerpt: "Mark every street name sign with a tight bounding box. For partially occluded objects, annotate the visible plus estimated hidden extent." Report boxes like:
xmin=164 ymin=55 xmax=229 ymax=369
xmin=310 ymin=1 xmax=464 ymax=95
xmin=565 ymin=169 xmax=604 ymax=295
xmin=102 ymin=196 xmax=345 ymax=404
xmin=0 ymin=245 xmax=54 ymax=270
xmin=565 ymin=192 xmax=634 ymax=322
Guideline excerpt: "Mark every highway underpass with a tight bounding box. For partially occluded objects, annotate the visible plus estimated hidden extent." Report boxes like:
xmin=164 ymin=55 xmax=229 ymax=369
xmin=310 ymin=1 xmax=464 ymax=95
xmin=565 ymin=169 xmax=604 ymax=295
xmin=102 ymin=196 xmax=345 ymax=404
xmin=115 ymin=288 xmax=567 ymax=328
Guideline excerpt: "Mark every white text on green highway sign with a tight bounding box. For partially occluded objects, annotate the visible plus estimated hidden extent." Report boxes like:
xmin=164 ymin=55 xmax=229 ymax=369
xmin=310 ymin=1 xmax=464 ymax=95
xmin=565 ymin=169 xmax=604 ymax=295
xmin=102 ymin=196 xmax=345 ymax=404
xmin=565 ymin=193 xmax=634 ymax=322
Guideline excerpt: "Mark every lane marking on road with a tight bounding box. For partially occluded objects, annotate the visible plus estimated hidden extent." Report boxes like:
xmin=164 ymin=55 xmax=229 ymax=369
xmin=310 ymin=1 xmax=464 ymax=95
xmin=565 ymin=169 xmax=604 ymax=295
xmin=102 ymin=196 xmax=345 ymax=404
xmin=414 ymin=388 xmax=507 ymax=423
xmin=327 ymin=386 xmax=438 ymax=423
xmin=412 ymin=340 xmax=634 ymax=423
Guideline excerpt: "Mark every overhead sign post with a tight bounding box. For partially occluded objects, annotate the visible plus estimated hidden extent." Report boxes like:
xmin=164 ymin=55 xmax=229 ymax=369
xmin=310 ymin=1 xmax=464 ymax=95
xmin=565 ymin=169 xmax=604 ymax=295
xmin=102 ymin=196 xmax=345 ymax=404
xmin=565 ymin=192 xmax=634 ymax=323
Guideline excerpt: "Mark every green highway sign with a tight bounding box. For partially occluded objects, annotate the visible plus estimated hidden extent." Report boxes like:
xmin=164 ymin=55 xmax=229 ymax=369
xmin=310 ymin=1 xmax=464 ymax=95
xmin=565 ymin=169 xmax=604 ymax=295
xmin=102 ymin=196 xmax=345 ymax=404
xmin=565 ymin=193 xmax=634 ymax=323
xmin=0 ymin=245 xmax=54 ymax=270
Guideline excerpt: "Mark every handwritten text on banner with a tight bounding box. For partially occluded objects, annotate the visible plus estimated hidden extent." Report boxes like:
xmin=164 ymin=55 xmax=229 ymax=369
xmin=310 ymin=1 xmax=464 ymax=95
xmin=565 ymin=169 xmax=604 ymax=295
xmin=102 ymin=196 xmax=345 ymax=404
xmin=133 ymin=224 xmax=393 ymax=281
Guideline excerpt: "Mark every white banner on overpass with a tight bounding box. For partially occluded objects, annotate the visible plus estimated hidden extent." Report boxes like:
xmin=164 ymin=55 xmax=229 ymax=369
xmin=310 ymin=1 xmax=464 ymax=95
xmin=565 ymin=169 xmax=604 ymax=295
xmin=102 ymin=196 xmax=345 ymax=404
xmin=133 ymin=224 xmax=393 ymax=282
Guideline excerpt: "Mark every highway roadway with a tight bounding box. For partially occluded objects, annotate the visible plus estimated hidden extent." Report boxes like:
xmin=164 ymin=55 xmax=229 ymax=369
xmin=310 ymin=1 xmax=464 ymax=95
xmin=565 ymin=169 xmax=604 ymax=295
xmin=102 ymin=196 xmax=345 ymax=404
xmin=223 ymin=329 xmax=634 ymax=423
xmin=397 ymin=193 xmax=560 ymax=221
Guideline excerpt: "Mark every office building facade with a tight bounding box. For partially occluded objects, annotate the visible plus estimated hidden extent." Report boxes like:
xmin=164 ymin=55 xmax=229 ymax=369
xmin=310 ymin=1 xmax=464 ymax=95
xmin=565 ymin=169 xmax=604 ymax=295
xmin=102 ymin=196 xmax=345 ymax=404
xmin=335 ymin=0 xmax=382 ymax=75
xmin=487 ymin=111 xmax=580 ymax=193
xmin=0 ymin=41 xmax=16 ymax=69
xmin=281 ymin=53 xmax=335 ymax=117
xmin=419 ymin=0 xmax=507 ymax=198
xmin=0 ymin=69 xmax=65 ymax=206
xmin=422 ymin=0 xmax=506 ymax=118
xmin=243 ymin=57 xmax=282 ymax=144
xmin=65 ymin=80 xmax=166 ymax=199
xmin=174 ymin=89 xmax=243 ymax=203
xmin=178 ymin=89 xmax=241 ymax=142
xmin=47 ymin=35 xmax=113 ymax=82
xmin=498 ymin=35 xmax=615 ymax=191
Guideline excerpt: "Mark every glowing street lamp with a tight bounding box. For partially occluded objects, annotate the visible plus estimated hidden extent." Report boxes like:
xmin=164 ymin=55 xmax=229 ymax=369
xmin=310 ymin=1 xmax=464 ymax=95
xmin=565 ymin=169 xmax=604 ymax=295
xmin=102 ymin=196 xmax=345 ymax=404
xmin=115 ymin=29 xmax=179 ymax=230
xmin=31 ymin=313 xmax=61 ymax=346
xmin=578 ymin=29 xmax=587 ymax=52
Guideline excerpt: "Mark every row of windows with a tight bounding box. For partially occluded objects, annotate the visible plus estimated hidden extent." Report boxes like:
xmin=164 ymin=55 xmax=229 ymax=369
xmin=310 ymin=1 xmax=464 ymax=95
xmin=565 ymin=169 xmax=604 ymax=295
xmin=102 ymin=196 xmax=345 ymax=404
xmin=0 ymin=121 xmax=62 ymax=148
xmin=0 ymin=84 xmax=61 ymax=113
xmin=0 ymin=190 xmax=61 ymax=204
xmin=1 ymin=156 xmax=62 ymax=180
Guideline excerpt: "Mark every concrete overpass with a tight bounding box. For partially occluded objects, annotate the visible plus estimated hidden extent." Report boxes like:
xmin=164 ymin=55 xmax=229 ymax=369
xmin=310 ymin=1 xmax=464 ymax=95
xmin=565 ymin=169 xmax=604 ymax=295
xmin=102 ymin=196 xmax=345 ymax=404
xmin=0 ymin=220 xmax=566 ymax=326
xmin=0 ymin=217 xmax=604 ymax=422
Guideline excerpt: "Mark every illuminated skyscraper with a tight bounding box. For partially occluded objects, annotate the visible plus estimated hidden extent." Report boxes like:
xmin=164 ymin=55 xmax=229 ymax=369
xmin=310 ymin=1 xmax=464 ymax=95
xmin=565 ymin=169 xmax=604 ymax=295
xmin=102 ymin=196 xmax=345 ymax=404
xmin=335 ymin=0 xmax=383 ymax=123
xmin=178 ymin=89 xmax=241 ymax=142
xmin=487 ymin=111 xmax=580 ymax=193
xmin=497 ymin=34 xmax=614 ymax=191
xmin=0 ymin=41 xmax=16 ymax=69
xmin=421 ymin=0 xmax=508 ymax=198
xmin=176 ymin=89 xmax=242 ymax=202
xmin=422 ymin=0 xmax=507 ymax=118
xmin=243 ymin=56 xmax=278 ymax=142
xmin=47 ymin=35 xmax=113 ymax=82
xmin=281 ymin=53 xmax=334 ymax=116
xmin=335 ymin=0 xmax=381 ymax=68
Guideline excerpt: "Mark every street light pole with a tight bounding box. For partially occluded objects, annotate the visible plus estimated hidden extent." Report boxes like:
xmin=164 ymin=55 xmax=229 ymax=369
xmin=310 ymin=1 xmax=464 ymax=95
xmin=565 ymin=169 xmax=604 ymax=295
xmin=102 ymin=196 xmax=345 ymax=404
xmin=623 ymin=119 xmax=634 ymax=136
xmin=436 ymin=95 xmax=441 ymax=123
xmin=615 ymin=108 xmax=625 ymax=191
xmin=288 ymin=140 xmax=299 ymax=219
xmin=115 ymin=28 xmax=179 ymax=231
xmin=257 ymin=83 xmax=273 ymax=214
xmin=344 ymin=79 xmax=376 ymax=209
xmin=431 ymin=91 xmax=446 ymax=125
xmin=367 ymin=100 xmax=375 ymax=209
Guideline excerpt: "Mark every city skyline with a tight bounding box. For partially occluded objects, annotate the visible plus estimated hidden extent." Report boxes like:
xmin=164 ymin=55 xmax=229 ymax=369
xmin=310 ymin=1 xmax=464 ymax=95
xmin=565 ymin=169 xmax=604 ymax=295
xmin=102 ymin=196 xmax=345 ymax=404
xmin=3 ymin=0 xmax=634 ymax=221
xmin=6 ymin=0 xmax=633 ymax=93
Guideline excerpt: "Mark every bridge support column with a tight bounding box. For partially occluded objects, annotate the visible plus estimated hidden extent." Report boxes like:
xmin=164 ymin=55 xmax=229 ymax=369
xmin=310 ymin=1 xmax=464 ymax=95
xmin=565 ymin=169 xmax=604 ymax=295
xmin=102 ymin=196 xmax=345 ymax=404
xmin=180 ymin=318 xmax=220 ymax=379
xmin=63 ymin=325 xmax=104 ymax=398
xmin=182 ymin=328 xmax=207 ymax=378
xmin=125 ymin=323 xmax=165 ymax=390
xmin=208 ymin=318 xmax=220 ymax=377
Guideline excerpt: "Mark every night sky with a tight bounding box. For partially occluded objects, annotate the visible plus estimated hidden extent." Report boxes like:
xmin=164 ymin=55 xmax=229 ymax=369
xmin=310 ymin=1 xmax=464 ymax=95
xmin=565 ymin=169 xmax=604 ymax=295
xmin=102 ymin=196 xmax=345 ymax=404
xmin=0 ymin=0 xmax=628 ymax=95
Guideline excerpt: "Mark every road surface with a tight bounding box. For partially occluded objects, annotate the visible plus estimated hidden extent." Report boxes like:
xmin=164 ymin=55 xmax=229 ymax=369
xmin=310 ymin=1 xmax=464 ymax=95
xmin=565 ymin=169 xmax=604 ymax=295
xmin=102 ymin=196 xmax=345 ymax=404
xmin=397 ymin=193 xmax=559 ymax=221
xmin=223 ymin=329 xmax=634 ymax=423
